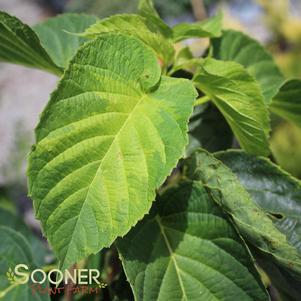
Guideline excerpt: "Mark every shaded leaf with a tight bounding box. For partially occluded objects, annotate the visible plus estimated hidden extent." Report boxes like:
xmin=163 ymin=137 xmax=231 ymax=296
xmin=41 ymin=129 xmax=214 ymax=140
xmin=0 ymin=11 xmax=61 ymax=75
xmin=0 ymin=226 xmax=50 ymax=301
xmin=34 ymin=13 xmax=98 ymax=68
xmin=212 ymin=30 xmax=284 ymax=103
xmin=172 ymin=12 xmax=222 ymax=42
xmin=117 ymin=181 xmax=268 ymax=301
xmin=187 ymin=103 xmax=233 ymax=156
xmin=215 ymin=150 xmax=301 ymax=252
xmin=0 ymin=208 xmax=50 ymax=266
xmin=184 ymin=149 xmax=301 ymax=282
xmin=270 ymin=79 xmax=301 ymax=128
xmin=28 ymin=34 xmax=197 ymax=270
xmin=194 ymin=58 xmax=270 ymax=156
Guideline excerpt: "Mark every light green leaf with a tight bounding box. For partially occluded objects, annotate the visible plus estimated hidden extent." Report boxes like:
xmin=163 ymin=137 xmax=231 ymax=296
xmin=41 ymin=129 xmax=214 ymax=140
xmin=212 ymin=30 xmax=284 ymax=103
xmin=172 ymin=12 xmax=222 ymax=42
xmin=138 ymin=0 xmax=159 ymax=18
xmin=270 ymin=79 xmax=301 ymax=127
xmin=27 ymin=33 xmax=197 ymax=270
xmin=185 ymin=149 xmax=301 ymax=281
xmin=117 ymin=181 xmax=268 ymax=301
xmin=0 ymin=226 xmax=50 ymax=301
xmin=194 ymin=58 xmax=270 ymax=156
xmin=215 ymin=150 xmax=301 ymax=252
xmin=33 ymin=13 xmax=98 ymax=68
xmin=0 ymin=11 xmax=61 ymax=75
xmin=137 ymin=0 xmax=173 ymax=39
xmin=79 ymin=14 xmax=174 ymax=65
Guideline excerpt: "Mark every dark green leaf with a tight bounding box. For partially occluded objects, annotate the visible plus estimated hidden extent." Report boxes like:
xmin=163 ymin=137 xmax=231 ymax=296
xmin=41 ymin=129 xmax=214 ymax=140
xmin=118 ymin=181 xmax=268 ymax=301
xmin=0 ymin=208 xmax=50 ymax=266
xmin=0 ymin=226 xmax=50 ymax=301
xmin=215 ymin=150 xmax=301 ymax=253
xmin=185 ymin=149 xmax=301 ymax=281
xmin=0 ymin=11 xmax=61 ymax=75
xmin=187 ymin=103 xmax=233 ymax=155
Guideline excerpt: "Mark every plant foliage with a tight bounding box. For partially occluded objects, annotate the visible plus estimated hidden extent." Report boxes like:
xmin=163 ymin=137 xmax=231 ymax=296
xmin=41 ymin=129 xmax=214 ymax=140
xmin=1 ymin=1 xmax=301 ymax=300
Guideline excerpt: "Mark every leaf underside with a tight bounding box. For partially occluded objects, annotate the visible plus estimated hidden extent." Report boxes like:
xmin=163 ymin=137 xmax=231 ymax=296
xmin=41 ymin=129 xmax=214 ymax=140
xmin=212 ymin=29 xmax=284 ymax=103
xmin=194 ymin=58 xmax=270 ymax=156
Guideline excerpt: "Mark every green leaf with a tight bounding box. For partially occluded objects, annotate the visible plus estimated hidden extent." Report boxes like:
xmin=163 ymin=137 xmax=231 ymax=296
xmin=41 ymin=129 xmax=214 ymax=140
xmin=172 ymin=12 xmax=222 ymax=42
xmin=0 ymin=208 xmax=50 ymax=266
xmin=215 ymin=150 xmax=301 ymax=300
xmin=187 ymin=103 xmax=233 ymax=156
xmin=79 ymin=14 xmax=174 ymax=65
xmin=117 ymin=181 xmax=268 ymax=300
xmin=138 ymin=0 xmax=159 ymax=18
xmin=0 ymin=11 xmax=61 ymax=75
xmin=27 ymin=33 xmax=197 ymax=270
xmin=184 ymin=149 xmax=301 ymax=281
xmin=137 ymin=0 xmax=172 ymax=39
xmin=0 ymin=226 xmax=50 ymax=301
xmin=194 ymin=58 xmax=270 ymax=156
xmin=33 ymin=13 xmax=98 ymax=68
xmin=270 ymin=79 xmax=301 ymax=127
xmin=212 ymin=30 xmax=284 ymax=103
xmin=215 ymin=150 xmax=301 ymax=252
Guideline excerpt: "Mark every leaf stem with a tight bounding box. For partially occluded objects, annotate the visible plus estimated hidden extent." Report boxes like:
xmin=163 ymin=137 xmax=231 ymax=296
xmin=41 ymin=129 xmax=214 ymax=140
xmin=0 ymin=282 xmax=19 ymax=299
xmin=194 ymin=95 xmax=211 ymax=106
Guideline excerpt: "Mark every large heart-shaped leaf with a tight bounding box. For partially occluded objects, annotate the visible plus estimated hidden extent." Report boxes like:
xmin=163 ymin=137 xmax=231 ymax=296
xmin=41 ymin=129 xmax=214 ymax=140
xmin=270 ymin=79 xmax=301 ymax=128
xmin=194 ymin=58 xmax=270 ymax=156
xmin=172 ymin=12 xmax=223 ymax=42
xmin=79 ymin=14 xmax=174 ymax=65
xmin=33 ymin=13 xmax=98 ymax=68
xmin=184 ymin=149 xmax=301 ymax=280
xmin=117 ymin=181 xmax=268 ymax=301
xmin=28 ymin=33 xmax=197 ymax=269
xmin=215 ymin=150 xmax=301 ymax=253
xmin=0 ymin=11 xmax=61 ymax=75
xmin=212 ymin=30 xmax=284 ymax=103
xmin=0 ymin=226 xmax=50 ymax=301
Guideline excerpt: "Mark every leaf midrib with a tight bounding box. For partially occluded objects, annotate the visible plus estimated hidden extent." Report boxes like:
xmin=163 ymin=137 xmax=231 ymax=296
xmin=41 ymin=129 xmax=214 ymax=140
xmin=155 ymin=215 xmax=188 ymax=301
xmin=59 ymin=92 xmax=152 ymax=268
